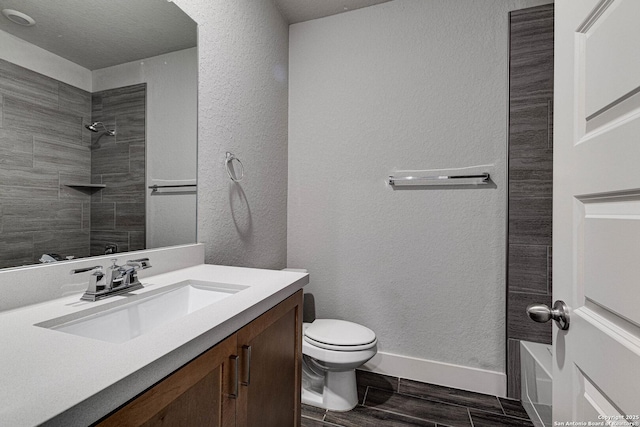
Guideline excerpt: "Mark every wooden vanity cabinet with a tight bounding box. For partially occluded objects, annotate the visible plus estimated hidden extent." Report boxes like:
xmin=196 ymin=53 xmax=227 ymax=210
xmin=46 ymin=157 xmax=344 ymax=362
xmin=236 ymin=291 xmax=302 ymax=427
xmin=97 ymin=334 xmax=238 ymax=427
xmin=97 ymin=290 xmax=302 ymax=427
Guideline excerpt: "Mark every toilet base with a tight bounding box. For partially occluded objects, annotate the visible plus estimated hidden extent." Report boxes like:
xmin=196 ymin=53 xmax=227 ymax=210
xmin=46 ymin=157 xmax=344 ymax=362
xmin=302 ymin=369 xmax=358 ymax=412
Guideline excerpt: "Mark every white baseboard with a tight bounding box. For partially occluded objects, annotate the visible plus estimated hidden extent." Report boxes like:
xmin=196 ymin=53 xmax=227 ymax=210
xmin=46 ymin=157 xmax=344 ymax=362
xmin=362 ymin=351 xmax=506 ymax=397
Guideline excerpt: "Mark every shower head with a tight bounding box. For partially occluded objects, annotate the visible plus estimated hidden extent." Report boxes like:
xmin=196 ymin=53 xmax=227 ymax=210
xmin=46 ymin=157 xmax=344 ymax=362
xmin=85 ymin=122 xmax=116 ymax=136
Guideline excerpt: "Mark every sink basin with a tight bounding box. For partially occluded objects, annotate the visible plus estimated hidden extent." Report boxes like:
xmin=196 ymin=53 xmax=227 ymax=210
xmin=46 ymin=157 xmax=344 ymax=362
xmin=37 ymin=280 xmax=248 ymax=343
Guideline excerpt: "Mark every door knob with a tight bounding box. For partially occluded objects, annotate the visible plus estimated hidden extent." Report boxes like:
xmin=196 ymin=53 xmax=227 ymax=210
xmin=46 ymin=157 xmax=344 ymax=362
xmin=526 ymin=300 xmax=570 ymax=330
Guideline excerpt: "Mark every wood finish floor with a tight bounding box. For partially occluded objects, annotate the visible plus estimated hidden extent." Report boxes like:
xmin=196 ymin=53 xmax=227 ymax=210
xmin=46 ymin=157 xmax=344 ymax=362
xmin=301 ymin=371 xmax=534 ymax=427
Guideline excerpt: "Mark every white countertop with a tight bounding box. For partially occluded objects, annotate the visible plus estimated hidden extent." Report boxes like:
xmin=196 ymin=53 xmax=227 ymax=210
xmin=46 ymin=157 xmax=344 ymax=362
xmin=0 ymin=264 xmax=308 ymax=427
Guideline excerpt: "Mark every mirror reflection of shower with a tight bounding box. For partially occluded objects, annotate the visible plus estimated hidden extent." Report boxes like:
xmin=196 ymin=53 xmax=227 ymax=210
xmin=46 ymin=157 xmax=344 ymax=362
xmin=85 ymin=121 xmax=116 ymax=136
xmin=0 ymin=0 xmax=197 ymax=270
xmin=85 ymin=121 xmax=115 ymax=149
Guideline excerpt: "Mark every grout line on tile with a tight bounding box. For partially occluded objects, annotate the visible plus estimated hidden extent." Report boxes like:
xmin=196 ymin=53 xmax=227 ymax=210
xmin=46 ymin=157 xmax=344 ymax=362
xmin=361 ymin=372 xmax=534 ymax=424
xmin=464 ymin=405 xmax=528 ymax=420
xmin=497 ymin=397 xmax=535 ymax=421
xmin=497 ymin=396 xmax=506 ymax=415
xmin=359 ymin=405 xmax=439 ymax=425
xmin=477 ymin=406 xmax=536 ymax=423
xmin=393 ymin=388 xmax=497 ymax=414
xmin=490 ymin=396 xmax=503 ymax=415
xmin=362 ymin=385 xmax=369 ymax=405
xmin=546 ymin=245 xmax=551 ymax=294
xmin=468 ymin=408 xmax=475 ymax=427
xmin=397 ymin=377 xmax=499 ymax=401
xmin=499 ymin=411 xmax=535 ymax=422
xmin=318 ymin=417 xmax=343 ymax=427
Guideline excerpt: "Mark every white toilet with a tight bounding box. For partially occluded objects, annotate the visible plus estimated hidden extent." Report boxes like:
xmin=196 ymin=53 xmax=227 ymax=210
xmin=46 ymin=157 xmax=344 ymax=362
xmin=283 ymin=268 xmax=377 ymax=411
xmin=301 ymin=319 xmax=377 ymax=411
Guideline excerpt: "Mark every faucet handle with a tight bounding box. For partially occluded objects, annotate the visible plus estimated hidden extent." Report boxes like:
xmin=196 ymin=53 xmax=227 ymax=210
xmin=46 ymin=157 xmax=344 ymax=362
xmin=70 ymin=265 xmax=104 ymax=275
xmin=126 ymin=258 xmax=151 ymax=269
xmin=70 ymin=265 xmax=105 ymax=295
xmin=121 ymin=258 xmax=151 ymax=288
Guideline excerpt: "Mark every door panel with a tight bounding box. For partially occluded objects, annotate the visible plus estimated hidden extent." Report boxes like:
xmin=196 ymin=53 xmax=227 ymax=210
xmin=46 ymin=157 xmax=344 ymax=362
xmin=137 ymin=369 xmax=221 ymax=427
xmin=584 ymin=199 xmax=640 ymax=325
xmin=243 ymin=310 xmax=296 ymax=427
xmin=584 ymin=0 xmax=640 ymax=119
xmin=569 ymin=309 xmax=640 ymax=413
xmin=236 ymin=291 xmax=303 ymax=427
xmin=578 ymin=373 xmax=627 ymax=422
xmin=98 ymin=334 xmax=238 ymax=427
xmin=555 ymin=0 xmax=640 ymax=420
xmin=573 ymin=123 xmax=640 ymax=194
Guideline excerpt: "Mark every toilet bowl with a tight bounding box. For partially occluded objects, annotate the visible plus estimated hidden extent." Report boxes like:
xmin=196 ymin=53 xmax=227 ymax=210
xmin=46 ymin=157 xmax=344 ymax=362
xmin=301 ymin=319 xmax=377 ymax=411
xmin=281 ymin=268 xmax=378 ymax=411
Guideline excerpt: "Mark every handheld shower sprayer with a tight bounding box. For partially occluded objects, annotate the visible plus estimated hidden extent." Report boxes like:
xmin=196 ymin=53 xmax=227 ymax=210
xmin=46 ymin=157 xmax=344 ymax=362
xmin=85 ymin=122 xmax=116 ymax=136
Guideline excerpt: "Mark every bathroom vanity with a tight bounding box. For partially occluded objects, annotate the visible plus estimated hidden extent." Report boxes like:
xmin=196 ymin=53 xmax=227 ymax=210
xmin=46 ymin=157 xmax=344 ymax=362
xmin=0 ymin=250 xmax=308 ymax=427
xmin=99 ymin=290 xmax=302 ymax=427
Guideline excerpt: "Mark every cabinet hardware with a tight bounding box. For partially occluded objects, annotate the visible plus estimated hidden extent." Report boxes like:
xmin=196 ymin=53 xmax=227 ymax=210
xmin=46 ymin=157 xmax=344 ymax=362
xmin=229 ymin=355 xmax=239 ymax=399
xmin=241 ymin=345 xmax=252 ymax=386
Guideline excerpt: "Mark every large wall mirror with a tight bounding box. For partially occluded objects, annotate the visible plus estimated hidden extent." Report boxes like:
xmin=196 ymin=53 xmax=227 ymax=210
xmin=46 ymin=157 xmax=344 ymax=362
xmin=0 ymin=0 xmax=197 ymax=269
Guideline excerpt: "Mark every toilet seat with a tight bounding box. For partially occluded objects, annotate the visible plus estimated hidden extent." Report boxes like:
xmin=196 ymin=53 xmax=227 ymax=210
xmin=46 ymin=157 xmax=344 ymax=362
xmin=304 ymin=319 xmax=377 ymax=351
xmin=304 ymin=335 xmax=377 ymax=351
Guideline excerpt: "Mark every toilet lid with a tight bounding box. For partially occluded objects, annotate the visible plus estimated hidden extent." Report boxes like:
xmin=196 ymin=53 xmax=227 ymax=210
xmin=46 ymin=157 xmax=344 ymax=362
xmin=304 ymin=319 xmax=376 ymax=349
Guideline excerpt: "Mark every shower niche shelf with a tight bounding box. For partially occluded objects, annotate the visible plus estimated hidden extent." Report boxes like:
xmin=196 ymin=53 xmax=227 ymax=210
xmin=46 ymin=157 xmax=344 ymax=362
xmin=64 ymin=183 xmax=106 ymax=192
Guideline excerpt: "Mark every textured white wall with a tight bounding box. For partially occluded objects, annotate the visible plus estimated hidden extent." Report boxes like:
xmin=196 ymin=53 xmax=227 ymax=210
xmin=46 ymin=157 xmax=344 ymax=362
xmin=288 ymin=0 xmax=547 ymax=374
xmin=173 ymin=0 xmax=289 ymax=268
xmin=92 ymin=48 xmax=198 ymax=249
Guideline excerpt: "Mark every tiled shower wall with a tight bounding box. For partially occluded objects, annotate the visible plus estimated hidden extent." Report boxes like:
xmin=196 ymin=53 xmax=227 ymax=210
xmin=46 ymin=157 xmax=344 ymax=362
xmin=90 ymin=84 xmax=146 ymax=256
xmin=0 ymin=59 xmax=92 ymax=268
xmin=0 ymin=59 xmax=146 ymax=267
xmin=506 ymin=4 xmax=554 ymax=399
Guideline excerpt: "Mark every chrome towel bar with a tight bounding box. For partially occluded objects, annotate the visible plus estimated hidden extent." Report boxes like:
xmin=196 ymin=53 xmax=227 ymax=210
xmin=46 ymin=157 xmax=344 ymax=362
xmin=388 ymin=173 xmax=490 ymax=186
xmin=148 ymin=184 xmax=197 ymax=193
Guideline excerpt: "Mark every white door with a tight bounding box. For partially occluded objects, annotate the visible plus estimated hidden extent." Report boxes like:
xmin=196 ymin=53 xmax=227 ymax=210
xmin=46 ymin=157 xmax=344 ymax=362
xmin=554 ymin=0 xmax=640 ymax=421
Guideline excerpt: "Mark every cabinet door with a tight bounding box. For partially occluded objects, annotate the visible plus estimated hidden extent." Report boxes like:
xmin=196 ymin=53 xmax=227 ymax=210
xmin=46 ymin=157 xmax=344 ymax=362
xmin=98 ymin=334 xmax=238 ymax=427
xmin=236 ymin=291 xmax=303 ymax=427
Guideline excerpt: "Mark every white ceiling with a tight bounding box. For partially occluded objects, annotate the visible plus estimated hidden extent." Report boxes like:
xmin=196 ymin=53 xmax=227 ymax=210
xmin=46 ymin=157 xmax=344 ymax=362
xmin=0 ymin=0 xmax=391 ymax=70
xmin=0 ymin=0 xmax=196 ymax=70
xmin=274 ymin=0 xmax=393 ymax=24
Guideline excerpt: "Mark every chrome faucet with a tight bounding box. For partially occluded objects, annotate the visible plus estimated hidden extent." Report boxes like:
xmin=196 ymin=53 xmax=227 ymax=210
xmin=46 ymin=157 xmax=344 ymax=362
xmin=104 ymin=259 xmax=125 ymax=290
xmin=69 ymin=265 xmax=105 ymax=295
xmin=70 ymin=258 xmax=152 ymax=301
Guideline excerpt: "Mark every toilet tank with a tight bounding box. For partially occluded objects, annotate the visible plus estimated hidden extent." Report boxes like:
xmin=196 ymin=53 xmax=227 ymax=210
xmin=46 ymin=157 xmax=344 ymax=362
xmin=283 ymin=268 xmax=314 ymax=322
